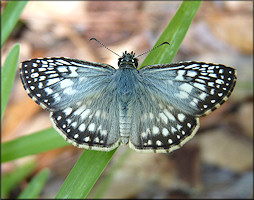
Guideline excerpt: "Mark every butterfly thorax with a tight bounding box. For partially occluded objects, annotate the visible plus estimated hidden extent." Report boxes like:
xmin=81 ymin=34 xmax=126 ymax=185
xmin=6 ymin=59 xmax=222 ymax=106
xmin=118 ymin=51 xmax=138 ymax=69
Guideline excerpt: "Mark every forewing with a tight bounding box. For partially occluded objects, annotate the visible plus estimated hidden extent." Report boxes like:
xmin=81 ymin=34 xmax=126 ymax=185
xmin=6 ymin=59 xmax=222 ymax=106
xmin=139 ymin=61 xmax=237 ymax=117
xmin=20 ymin=57 xmax=116 ymax=111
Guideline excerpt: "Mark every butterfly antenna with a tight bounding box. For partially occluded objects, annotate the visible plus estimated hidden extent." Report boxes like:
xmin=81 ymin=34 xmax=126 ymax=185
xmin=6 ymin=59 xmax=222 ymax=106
xmin=90 ymin=38 xmax=121 ymax=57
xmin=136 ymin=42 xmax=170 ymax=58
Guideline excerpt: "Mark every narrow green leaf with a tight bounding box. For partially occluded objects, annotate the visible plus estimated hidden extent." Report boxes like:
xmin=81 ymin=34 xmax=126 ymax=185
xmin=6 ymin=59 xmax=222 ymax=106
xmin=1 ymin=1 xmax=28 ymax=47
xmin=55 ymin=149 xmax=116 ymax=199
xmin=17 ymin=169 xmax=50 ymax=199
xmin=140 ymin=1 xmax=202 ymax=68
xmin=1 ymin=44 xmax=20 ymax=120
xmin=91 ymin=149 xmax=131 ymax=198
xmin=1 ymin=128 xmax=70 ymax=163
xmin=1 ymin=161 xmax=36 ymax=198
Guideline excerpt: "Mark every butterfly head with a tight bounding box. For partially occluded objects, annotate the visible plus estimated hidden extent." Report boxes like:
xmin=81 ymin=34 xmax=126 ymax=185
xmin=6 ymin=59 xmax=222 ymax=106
xmin=118 ymin=51 xmax=138 ymax=69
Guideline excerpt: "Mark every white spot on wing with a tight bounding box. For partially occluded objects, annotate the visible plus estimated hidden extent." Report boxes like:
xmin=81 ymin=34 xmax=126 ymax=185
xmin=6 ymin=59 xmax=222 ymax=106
xmin=216 ymin=79 xmax=224 ymax=84
xmin=176 ymin=124 xmax=182 ymax=130
xmin=79 ymin=124 xmax=86 ymax=132
xmin=162 ymin=128 xmax=169 ymax=136
xmin=38 ymin=82 xmax=43 ymax=88
xmin=31 ymin=72 xmax=39 ymax=78
xmin=94 ymin=137 xmax=99 ymax=143
xmin=159 ymin=113 xmax=168 ymax=124
xmin=38 ymin=68 xmax=46 ymax=72
xmin=176 ymin=91 xmax=189 ymax=99
xmin=88 ymin=123 xmax=96 ymax=132
xmin=74 ymin=105 xmax=86 ymax=115
xmin=175 ymin=70 xmax=185 ymax=81
xmin=168 ymin=139 xmax=173 ymax=144
xmin=141 ymin=132 xmax=148 ymax=138
xmin=210 ymin=89 xmax=215 ymax=95
xmin=177 ymin=113 xmax=186 ymax=122
xmin=95 ymin=110 xmax=101 ymax=118
xmin=57 ymin=67 xmax=69 ymax=72
xmin=185 ymin=63 xmax=200 ymax=68
xmin=60 ymin=79 xmax=74 ymax=88
xmin=196 ymin=78 xmax=206 ymax=84
xmin=47 ymin=78 xmax=61 ymax=86
xmin=45 ymin=87 xmax=53 ymax=94
xmin=69 ymin=67 xmax=78 ymax=77
xmin=149 ymin=112 xmax=154 ymax=120
xmin=163 ymin=109 xmax=175 ymax=121
xmin=171 ymin=127 xmax=177 ymax=133
xmin=56 ymin=59 xmax=71 ymax=65
xmin=63 ymin=88 xmax=77 ymax=95
xmin=152 ymin=126 xmax=159 ymax=135
xmin=63 ymin=107 xmax=72 ymax=115
xmin=187 ymin=70 xmax=197 ymax=77
xmin=199 ymin=92 xmax=207 ymax=100
xmin=81 ymin=109 xmax=91 ymax=120
xmin=71 ymin=122 xmax=77 ymax=127
xmin=209 ymin=73 xmax=217 ymax=78
xmin=219 ymin=69 xmax=224 ymax=74
xmin=193 ymin=82 xmax=206 ymax=91
xmin=101 ymin=130 xmax=107 ymax=136
xmin=39 ymin=76 xmax=46 ymax=81
xmin=179 ymin=83 xmax=193 ymax=93
xmin=208 ymin=82 xmax=214 ymax=87
xmin=156 ymin=140 xmax=162 ymax=146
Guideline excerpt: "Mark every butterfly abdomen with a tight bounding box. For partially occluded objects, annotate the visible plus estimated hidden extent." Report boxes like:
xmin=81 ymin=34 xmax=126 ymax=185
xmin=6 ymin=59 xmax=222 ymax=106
xmin=116 ymin=68 xmax=139 ymax=144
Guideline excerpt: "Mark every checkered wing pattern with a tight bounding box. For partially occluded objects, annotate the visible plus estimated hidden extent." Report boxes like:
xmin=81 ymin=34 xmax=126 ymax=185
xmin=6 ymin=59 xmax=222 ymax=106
xmin=128 ymin=61 xmax=237 ymax=152
xmin=20 ymin=57 xmax=121 ymax=150
xmin=20 ymin=55 xmax=237 ymax=153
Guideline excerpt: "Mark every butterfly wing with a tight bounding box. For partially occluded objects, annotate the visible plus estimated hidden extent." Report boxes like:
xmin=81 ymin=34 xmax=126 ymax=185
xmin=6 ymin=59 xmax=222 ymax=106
xmin=20 ymin=57 xmax=116 ymax=110
xmin=139 ymin=61 xmax=237 ymax=117
xmin=128 ymin=83 xmax=199 ymax=153
xmin=20 ymin=57 xmax=120 ymax=150
xmin=50 ymin=86 xmax=120 ymax=151
xmin=129 ymin=61 xmax=237 ymax=152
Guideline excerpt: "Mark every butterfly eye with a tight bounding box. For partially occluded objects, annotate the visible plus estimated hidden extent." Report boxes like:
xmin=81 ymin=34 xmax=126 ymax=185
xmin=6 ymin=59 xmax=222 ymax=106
xmin=134 ymin=58 xmax=138 ymax=68
xmin=118 ymin=58 xmax=122 ymax=66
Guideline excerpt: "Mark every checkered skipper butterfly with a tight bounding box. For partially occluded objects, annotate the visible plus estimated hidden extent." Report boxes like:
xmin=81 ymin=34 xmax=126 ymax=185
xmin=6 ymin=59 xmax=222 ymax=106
xmin=20 ymin=39 xmax=237 ymax=153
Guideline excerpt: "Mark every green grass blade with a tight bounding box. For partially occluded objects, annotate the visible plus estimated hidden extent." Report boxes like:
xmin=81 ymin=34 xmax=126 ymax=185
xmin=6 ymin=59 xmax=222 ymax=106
xmin=91 ymin=149 xmax=131 ymax=198
xmin=1 ymin=44 xmax=20 ymax=120
xmin=140 ymin=1 xmax=202 ymax=68
xmin=1 ymin=128 xmax=70 ymax=163
xmin=1 ymin=161 xmax=36 ymax=198
xmin=17 ymin=169 xmax=50 ymax=199
xmin=55 ymin=149 xmax=117 ymax=199
xmin=1 ymin=1 xmax=28 ymax=47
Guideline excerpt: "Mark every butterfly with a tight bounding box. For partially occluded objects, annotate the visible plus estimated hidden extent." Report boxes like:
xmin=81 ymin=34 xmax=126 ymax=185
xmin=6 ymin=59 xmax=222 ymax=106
xmin=20 ymin=42 xmax=237 ymax=153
